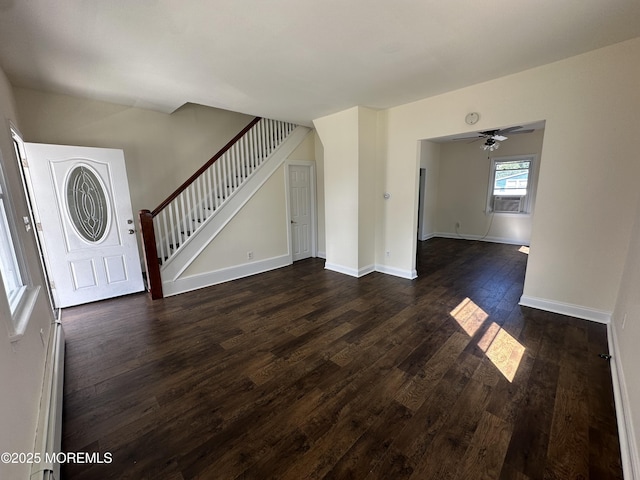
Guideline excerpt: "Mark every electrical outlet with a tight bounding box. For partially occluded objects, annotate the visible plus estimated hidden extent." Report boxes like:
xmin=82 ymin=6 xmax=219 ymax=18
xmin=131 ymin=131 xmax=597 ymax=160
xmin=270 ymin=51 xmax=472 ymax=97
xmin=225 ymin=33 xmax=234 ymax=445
xmin=247 ymin=251 xmax=253 ymax=260
xmin=386 ymin=250 xmax=390 ymax=258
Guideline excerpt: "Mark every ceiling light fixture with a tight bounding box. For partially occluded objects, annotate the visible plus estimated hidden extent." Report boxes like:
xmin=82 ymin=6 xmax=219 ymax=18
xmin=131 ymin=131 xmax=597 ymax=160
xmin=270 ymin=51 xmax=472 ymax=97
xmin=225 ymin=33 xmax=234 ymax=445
xmin=482 ymin=138 xmax=500 ymax=151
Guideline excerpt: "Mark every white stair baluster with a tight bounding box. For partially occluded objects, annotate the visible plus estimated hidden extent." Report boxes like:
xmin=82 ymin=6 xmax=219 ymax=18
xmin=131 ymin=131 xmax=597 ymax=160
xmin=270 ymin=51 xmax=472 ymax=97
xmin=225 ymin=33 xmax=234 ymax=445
xmin=155 ymin=215 xmax=165 ymax=263
xmin=205 ymin=164 xmax=213 ymax=214
xmin=213 ymin=160 xmax=220 ymax=208
xmin=153 ymin=119 xmax=299 ymax=270
xmin=189 ymin=183 xmax=197 ymax=232
xmin=250 ymin=126 xmax=257 ymax=171
xmin=180 ymin=191 xmax=188 ymax=240
xmin=221 ymin=152 xmax=229 ymax=199
xmin=161 ymin=209 xmax=170 ymax=261
xmin=168 ymin=201 xmax=177 ymax=255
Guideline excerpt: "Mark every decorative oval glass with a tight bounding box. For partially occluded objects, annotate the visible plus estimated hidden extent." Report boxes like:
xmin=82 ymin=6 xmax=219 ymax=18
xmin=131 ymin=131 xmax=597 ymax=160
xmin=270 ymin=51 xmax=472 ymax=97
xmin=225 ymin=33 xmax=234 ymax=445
xmin=66 ymin=165 xmax=110 ymax=243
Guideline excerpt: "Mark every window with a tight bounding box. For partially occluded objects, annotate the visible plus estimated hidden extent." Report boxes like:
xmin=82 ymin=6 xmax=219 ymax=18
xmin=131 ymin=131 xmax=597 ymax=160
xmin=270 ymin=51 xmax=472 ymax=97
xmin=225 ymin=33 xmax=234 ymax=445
xmin=0 ymin=178 xmax=26 ymax=312
xmin=487 ymin=155 xmax=535 ymax=214
xmin=0 ymin=128 xmax=41 ymax=340
xmin=0 ymin=152 xmax=28 ymax=319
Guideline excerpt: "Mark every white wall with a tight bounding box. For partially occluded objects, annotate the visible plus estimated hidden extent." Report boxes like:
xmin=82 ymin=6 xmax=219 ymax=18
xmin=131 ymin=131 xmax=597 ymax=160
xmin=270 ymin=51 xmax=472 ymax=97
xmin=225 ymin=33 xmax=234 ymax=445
xmin=0 ymin=69 xmax=55 ymax=479
xmin=377 ymin=37 xmax=640 ymax=316
xmin=12 ymin=88 xmax=254 ymax=218
xmin=366 ymin=39 xmax=640 ymax=471
xmin=314 ymin=131 xmax=326 ymax=257
xmin=177 ymin=131 xmax=317 ymax=286
xmin=315 ymin=106 xmax=378 ymax=275
xmin=314 ymin=107 xmax=361 ymax=273
xmin=612 ymin=192 xmax=640 ymax=476
xmin=13 ymin=87 xmax=324 ymax=291
xmin=358 ymin=107 xmax=377 ymax=271
xmin=182 ymin=164 xmax=289 ymax=274
xmin=433 ymin=129 xmax=544 ymax=245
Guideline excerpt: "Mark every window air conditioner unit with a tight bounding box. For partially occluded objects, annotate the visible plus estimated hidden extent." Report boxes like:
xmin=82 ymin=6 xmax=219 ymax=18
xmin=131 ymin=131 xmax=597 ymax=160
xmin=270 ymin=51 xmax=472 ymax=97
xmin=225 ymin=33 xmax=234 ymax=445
xmin=493 ymin=196 xmax=523 ymax=213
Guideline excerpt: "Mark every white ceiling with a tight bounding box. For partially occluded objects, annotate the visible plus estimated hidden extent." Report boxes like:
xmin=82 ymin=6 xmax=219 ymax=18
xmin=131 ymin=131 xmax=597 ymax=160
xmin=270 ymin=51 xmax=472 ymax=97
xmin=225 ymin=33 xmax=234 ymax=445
xmin=0 ymin=0 xmax=639 ymax=125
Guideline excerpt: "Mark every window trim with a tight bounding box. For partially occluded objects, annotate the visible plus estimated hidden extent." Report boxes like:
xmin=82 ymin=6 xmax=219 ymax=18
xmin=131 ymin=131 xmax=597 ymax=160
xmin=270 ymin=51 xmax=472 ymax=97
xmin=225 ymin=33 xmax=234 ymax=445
xmin=486 ymin=154 xmax=537 ymax=215
xmin=0 ymin=186 xmax=25 ymax=309
xmin=0 ymin=124 xmax=40 ymax=341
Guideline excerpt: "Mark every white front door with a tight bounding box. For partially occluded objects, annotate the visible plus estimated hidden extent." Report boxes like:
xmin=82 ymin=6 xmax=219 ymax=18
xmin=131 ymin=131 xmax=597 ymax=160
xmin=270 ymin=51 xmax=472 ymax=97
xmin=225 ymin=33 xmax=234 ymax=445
xmin=24 ymin=143 xmax=144 ymax=308
xmin=289 ymin=165 xmax=313 ymax=261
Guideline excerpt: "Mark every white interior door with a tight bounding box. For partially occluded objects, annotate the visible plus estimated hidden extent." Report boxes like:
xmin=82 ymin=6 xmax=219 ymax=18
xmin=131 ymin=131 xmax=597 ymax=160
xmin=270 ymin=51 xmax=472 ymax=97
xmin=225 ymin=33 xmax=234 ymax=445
xmin=24 ymin=143 xmax=144 ymax=308
xmin=289 ymin=164 xmax=313 ymax=261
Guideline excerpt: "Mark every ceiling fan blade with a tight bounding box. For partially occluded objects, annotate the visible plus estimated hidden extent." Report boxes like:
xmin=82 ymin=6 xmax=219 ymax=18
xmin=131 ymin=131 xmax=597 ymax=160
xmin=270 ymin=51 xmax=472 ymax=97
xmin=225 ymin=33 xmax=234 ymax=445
xmin=498 ymin=126 xmax=524 ymax=134
xmin=493 ymin=135 xmax=508 ymax=141
xmin=508 ymin=129 xmax=535 ymax=135
xmin=479 ymin=130 xmax=499 ymax=136
xmin=451 ymin=135 xmax=482 ymax=142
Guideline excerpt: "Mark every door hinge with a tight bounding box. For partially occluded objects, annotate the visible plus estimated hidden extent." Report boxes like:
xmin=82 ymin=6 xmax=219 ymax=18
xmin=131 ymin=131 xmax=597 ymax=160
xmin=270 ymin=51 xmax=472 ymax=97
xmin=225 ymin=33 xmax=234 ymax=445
xmin=50 ymin=281 xmax=56 ymax=289
xmin=36 ymin=222 xmax=43 ymax=231
xmin=21 ymin=158 xmax=29 ymax=168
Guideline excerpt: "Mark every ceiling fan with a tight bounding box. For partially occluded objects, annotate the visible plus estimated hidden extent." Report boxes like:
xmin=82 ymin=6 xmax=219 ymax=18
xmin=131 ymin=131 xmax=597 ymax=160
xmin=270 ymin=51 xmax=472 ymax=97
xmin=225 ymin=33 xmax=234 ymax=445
xmin=456 ymin=126 xmax=535 ymax=151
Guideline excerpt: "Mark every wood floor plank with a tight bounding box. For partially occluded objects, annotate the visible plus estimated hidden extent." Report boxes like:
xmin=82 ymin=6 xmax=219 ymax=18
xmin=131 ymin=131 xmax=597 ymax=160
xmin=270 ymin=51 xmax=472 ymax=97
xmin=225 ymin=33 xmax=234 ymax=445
xmin=457 ymin=410 xmax=512 ymax=480
xmin=367 ymin=351 xmax=482 ymax=480
xmin=407 ymin=377 xmax=493 ymax=480
xmin=395 ymin=331 xmax=470 ymax=412
xmin=60 ymin=239 xmax=623 ymax=479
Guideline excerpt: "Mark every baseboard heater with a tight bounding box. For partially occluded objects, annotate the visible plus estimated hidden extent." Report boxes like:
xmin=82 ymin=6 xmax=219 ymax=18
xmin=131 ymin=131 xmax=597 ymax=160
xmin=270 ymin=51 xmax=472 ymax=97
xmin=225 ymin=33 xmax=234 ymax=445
xmin=31 ymin=317 xmax=65 ymax=480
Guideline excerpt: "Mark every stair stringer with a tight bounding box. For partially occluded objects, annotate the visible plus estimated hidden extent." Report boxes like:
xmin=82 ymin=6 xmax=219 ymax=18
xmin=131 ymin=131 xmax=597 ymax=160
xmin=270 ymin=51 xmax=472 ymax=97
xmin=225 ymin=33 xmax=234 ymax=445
xmin=160 ymin=126 xmax=310 ymax=295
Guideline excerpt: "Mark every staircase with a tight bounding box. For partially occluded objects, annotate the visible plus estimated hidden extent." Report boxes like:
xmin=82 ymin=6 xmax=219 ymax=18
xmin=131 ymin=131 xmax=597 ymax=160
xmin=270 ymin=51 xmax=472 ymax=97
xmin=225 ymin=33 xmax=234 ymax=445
xmin=139 ymin=117 xmax=309 ymax=298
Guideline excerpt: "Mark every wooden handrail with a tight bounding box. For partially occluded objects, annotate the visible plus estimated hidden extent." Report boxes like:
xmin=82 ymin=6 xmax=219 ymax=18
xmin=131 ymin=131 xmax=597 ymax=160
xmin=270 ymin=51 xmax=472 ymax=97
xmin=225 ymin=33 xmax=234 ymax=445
xmin=152 ymin=116 xmax=261 ymax=216
xmin=139 ymin=115 xmax=297 ymax=300
xmin=139 ymin=209 xmax=163 ymax=299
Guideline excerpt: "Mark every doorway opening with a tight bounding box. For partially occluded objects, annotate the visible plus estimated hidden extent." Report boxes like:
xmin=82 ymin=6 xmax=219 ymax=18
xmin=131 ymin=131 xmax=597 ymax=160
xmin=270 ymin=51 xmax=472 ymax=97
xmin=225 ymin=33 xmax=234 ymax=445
xmin=415 ymin=120 xmax=545 ymax=274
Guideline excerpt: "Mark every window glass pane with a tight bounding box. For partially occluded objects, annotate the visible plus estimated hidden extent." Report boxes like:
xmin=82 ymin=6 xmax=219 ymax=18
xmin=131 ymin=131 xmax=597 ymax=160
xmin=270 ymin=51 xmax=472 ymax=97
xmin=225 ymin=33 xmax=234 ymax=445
xmin=0 ymin=190 xmax=23 ymax=308
xmin=493 ymin=161 xmax=530 ymax=196
xmin=66 ymin=165 xmax=110 ymax=242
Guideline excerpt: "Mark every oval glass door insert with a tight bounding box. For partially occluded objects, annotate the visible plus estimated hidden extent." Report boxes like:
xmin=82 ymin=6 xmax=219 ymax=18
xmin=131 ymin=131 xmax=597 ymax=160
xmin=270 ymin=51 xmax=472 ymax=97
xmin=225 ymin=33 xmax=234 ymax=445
xmin=66 ymin=165 xmax=110 ymax=243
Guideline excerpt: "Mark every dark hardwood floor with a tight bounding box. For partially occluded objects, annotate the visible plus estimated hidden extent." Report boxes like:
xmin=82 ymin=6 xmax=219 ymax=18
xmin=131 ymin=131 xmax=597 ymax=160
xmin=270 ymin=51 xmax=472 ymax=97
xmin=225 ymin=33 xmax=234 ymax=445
xmin=60 ymin=238 xmax=623 ymax=479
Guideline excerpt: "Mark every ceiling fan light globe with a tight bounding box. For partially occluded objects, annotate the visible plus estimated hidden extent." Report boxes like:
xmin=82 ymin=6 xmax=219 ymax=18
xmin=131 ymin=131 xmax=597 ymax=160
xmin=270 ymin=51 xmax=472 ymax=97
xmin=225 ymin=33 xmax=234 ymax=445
xmin=482 ymin=141 xmax=500 ymax=151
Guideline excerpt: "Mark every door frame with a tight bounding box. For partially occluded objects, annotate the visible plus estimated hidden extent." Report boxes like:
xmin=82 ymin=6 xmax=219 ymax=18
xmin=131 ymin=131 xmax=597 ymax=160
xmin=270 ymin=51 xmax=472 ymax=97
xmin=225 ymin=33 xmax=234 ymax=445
xmin=285 ymin=161 xmax=317 ymax=262
xmin=417 ymin=168 xmax=427 ymax=240
xmin=10 ymin=124 xmax=56 ymax=313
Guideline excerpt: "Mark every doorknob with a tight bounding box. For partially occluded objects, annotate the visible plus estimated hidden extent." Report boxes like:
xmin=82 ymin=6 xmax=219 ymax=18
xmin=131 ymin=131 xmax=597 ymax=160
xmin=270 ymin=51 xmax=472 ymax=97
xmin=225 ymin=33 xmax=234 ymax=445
xmin=127 ymin=219 xmax=134 ymax=224
xmin=291 ymin=220 xmax=297 ymax=224
xmin=128 ymin=229 xmax=135 ymax=234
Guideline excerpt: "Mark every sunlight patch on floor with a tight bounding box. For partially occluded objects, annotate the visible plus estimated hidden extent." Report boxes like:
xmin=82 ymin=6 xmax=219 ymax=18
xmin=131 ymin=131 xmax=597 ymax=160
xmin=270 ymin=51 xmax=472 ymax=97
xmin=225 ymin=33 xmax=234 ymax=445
xmin=451 ymin=297 xmax=525 ymax=383
xmin=449 ymin=297 xmax=488 ymax=337
xmin=478 ymin=322 xmax=525 ymax=382
xmin=519 ymin=246 xmax=530 ymax=254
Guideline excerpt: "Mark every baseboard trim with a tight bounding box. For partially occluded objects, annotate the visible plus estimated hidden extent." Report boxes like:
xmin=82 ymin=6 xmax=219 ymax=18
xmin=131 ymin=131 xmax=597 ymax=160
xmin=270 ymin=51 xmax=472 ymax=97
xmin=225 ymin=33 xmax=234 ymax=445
xmin=163 ymin=254 xmax=291 ymax=297
xmin=325 ymin=262 xmax=417 ymax=280
xmin=324 ymin=262 xmax=374 ymax=278
xmin=419 ymin=232 xmax=438 ymax=241
xmin=375 ymin=264 xmax=417 ymax=280
xmin=608 ymin=324 xmax=640 ymax=479
xmin=519 ymin=295 xmax=612 ymax=324
xmin=432 ymin=232 xmax=529 ymax=246
xmin=359 ymin=264 xmax=375 ymax=277
xmin=31 ymin=319 xmax=65 ymax=480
